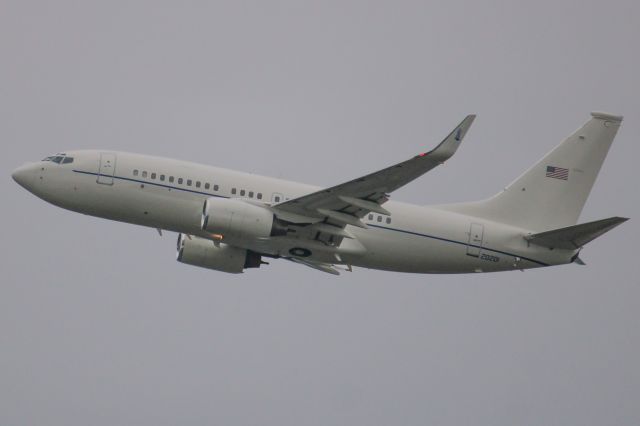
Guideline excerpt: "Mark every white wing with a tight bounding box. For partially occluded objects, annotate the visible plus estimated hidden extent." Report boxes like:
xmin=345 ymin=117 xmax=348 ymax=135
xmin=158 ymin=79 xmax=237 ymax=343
xmin=273 ymin=115 xmax=476 ymax=234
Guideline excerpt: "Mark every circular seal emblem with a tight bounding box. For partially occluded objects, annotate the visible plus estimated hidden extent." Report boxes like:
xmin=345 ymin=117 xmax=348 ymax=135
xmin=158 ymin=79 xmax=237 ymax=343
xmin=289 ymin=247 xmax=312 ymax=257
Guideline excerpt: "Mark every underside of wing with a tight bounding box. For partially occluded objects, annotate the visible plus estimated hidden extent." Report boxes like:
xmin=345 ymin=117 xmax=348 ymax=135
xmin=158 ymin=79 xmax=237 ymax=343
xmin=286 ymin=257 xmax=353 ymax=275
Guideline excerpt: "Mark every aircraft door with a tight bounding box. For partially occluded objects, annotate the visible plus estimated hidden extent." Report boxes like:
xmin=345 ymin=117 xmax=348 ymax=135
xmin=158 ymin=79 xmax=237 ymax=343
xmin=97 ymin=152 xmax=117 ymax=185
xmin=466 ymin=223 xmax=484 ymax=257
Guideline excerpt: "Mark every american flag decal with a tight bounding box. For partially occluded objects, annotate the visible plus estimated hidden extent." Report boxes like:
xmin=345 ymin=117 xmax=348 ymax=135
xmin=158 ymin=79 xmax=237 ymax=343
xmin=546 ymin=166 xmax=569 ymax=180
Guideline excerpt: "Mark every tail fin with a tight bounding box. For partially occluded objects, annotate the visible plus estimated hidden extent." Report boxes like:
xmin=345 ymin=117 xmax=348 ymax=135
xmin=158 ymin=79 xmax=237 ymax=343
xmin=443 ymin=112 xmax=623 ymax=231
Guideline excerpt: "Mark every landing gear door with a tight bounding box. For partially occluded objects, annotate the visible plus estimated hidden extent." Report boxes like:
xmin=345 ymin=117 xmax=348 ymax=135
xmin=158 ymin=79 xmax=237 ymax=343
xmin=466 ymin=223 xmax=484 ymax=257
xmin=97 ymin=152 xmax=117 ymax=185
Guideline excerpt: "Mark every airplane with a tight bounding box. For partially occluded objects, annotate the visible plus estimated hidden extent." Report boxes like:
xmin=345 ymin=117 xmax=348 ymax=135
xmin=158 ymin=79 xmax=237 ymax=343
xmin=12 ymin=112 xmax=628 ymax=275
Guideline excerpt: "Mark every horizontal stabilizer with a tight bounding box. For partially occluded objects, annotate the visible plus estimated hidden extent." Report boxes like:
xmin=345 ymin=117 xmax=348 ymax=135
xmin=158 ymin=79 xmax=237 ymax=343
xmin=573 ymin=256 xmax=586 ymax=265
xmin=525 ymin=216 xmax=628 ymax=250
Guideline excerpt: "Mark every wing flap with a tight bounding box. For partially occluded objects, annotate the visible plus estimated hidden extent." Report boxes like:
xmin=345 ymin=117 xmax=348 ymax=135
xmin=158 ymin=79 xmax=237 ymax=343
xmin=316 ymin=208 xmax=369 ymax=229
xmin=287 ymin=257 xmax=342 ymax=275
xmin=310 ymin=222 xmax=355 ymax=239
xmin=337 ymin=195 xmax=391 ymax=215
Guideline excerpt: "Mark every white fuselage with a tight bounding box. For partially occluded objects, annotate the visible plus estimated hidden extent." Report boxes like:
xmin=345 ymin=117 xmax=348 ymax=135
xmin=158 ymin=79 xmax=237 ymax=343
xmin=13 ymin=150 xmax=576 ymax=273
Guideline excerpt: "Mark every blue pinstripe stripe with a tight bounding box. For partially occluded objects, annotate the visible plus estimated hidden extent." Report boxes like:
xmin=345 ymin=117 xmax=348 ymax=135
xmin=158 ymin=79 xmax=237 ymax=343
xmin=73 ymin=169 xmax=549 ymax=267
xmin=368 ymin=224 xmax=548 ymax=266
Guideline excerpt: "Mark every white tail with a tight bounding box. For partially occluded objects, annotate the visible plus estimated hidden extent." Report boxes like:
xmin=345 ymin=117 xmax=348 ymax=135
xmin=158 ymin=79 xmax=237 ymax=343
xmin=442 ymin=112 xmax=623 ymax=231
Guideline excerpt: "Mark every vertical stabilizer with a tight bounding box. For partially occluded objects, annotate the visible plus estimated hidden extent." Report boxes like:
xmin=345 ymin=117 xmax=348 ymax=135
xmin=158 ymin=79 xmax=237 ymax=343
xmin=442 ymin=112 xmax=623 ymax=231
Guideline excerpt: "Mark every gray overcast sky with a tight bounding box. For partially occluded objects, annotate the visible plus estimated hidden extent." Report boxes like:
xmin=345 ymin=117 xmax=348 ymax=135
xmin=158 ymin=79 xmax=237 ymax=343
xmin=1 ymin=1 xmax=639 ymax=425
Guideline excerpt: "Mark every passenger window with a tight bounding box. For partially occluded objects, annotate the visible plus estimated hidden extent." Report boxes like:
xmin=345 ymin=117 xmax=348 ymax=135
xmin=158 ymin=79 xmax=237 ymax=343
xmin=257 ymin=193 xmax=262 ymax=200
xmin=196 ymin=181 xmax=201 ymax=188
xmin=386 ymin=217 xmax=391 ymax=224
xmin=214 ymin=184 xmax=219 ymax=191
xmin=169 ymin=176 xmax=174 ymax=183
xmin=204 ymin=183 xmax=210 ymax=190
xmin=178 ymin=178 xmax=183 ymax=184
xmin=240 ymin=189 xmax=246 ymax=196
xmin=142 ymin=171 xmax=148 ymax=178
xmin=151 ymin=173 xmax=156 ymax=179
xmin=368 ymin=214 xmax=373 ymax=220
xmin=160 ymin=175 xmax=165 ymax=181
xmin=377 ymin=216 xmax=382 ymax=222
xmin=187 ymin=179 xmax=192 ymax=186
xmin=249 ymin=191 xmax=254 ymax=198
xmin=133 ymin=170 xmax=139 ymax=176
xmin=61 ymin=157 xmax=74 ymax=164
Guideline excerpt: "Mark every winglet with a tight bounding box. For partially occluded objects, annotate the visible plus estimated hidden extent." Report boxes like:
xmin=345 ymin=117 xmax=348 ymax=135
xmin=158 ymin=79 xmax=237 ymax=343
xmin=420 ymin=114 xmax=476 ymax=161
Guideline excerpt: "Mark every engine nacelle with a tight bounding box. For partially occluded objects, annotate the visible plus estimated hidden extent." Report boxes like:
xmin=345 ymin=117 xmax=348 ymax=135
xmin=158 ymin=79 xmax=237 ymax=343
xmin=200 ymin=198 xmax=286 ymax=241
xmin=176 ymin=233 xmax=263 ymax=273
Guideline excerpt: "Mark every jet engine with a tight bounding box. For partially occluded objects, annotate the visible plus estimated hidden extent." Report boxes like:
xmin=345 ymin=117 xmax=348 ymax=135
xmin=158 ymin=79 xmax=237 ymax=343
xmin=200 ymin=198 xmax=287 ymax=241
xmin=176 ymin=233 xmax=263 ymax=273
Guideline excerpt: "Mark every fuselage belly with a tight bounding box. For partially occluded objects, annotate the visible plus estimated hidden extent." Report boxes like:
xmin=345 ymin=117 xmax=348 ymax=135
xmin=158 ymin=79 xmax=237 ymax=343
xmin=18 ymin=150 xmax=568 ymax=274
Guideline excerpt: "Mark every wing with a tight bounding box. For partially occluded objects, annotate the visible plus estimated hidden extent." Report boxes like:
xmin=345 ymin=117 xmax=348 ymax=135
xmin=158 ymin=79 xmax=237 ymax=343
xmin=273 ymin=114 xmax=476 ymax=233
xmin=286 ymin=257 xmax=352 ymax=275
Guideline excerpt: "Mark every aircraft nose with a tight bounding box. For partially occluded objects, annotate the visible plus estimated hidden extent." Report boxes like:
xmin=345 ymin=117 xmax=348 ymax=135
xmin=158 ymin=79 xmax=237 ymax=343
xmin=12 ymin=163 xmax=35 ymax=189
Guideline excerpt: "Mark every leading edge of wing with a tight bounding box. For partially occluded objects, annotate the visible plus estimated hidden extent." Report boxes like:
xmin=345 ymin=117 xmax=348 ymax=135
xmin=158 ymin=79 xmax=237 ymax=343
xmin=272 ymin=114 xmax=477 ymax=223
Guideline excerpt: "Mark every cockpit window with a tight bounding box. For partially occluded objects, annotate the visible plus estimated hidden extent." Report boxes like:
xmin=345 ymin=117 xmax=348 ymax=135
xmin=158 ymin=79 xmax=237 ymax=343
xmin=42 ymin=155 xmax=74 ymax=164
